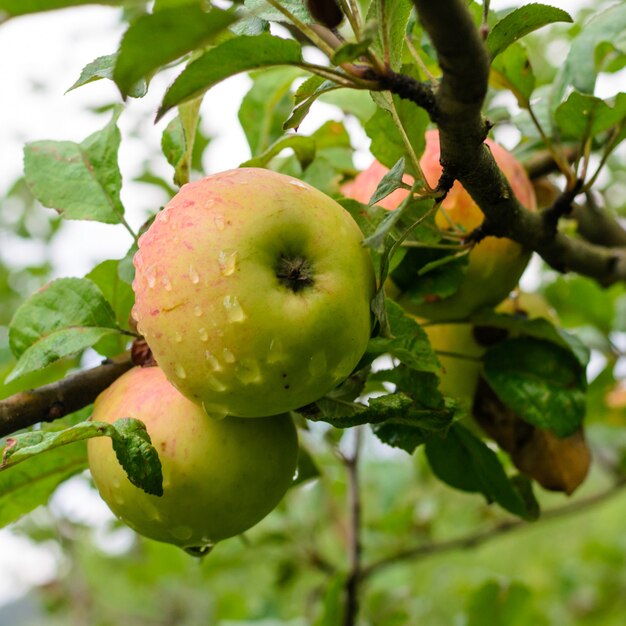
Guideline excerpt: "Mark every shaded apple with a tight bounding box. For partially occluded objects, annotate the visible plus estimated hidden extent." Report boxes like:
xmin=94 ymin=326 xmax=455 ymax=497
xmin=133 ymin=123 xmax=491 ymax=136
xmin=342 ymin=130 xmax=536 ymax=321
xmin=88 ymin=366 xmax=299 ymax=553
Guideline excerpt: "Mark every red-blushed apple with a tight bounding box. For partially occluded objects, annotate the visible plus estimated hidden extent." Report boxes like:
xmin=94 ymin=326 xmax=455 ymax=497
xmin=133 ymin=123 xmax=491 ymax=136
xmin=342 ymin=130 xmax=537 ymax=321
xmin=87 ymin=366 xmax=298 ymax=554
xmin=132 ymin=168 xmax=375 ymax=418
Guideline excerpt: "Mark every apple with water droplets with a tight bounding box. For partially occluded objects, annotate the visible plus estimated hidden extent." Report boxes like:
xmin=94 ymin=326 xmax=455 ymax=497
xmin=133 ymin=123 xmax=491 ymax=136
xmin=132 ymin=167 xmax=375 ymax=418
xmin=88 ymin=366 xmax=299 ymax=553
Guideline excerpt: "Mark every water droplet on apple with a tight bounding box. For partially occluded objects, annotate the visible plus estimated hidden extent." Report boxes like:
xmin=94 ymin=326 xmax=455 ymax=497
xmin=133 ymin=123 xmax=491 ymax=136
xmin=174 ymin=331 xmax=183 ymax=343
xmin=130 ymin=306 xmax=139 ymax=322
xmin=206 ymin=375 xmax=227 ymax=392
xmin=162 ymin=276 xmax=172 ymax=291
xmin=214 ymin=214 xmax=225 ymax=231
xmin=146 ymin=268 xmax=157 ymax=288
xmin=218 ymin=249 xmax=237 ymax=276
xmin=205 ymin=351 xmax=222 ymax=371
xmin=171 ymin=525 xmax=193 ymax=541
xmin=188 ymin=265 xmax=200 ymax=284
xmin=202 ymin=401 xmax=228 ymax=420
xmin=184 ymin=543 xmax=214 ymax=558
xmin=309 ymin=351 xmax=327 ymax=377
xmin=222 ymin=348 xmax=236 ymax=364
xmin=223 ymin=295 xmax=246 ymax=322
xmin=267 ymin=338 xmax=286 ymax=364
xmin=198 ymin=327 xmax=209 ymax=342
xmin=170 ymin=222 xmax=178 ymax=231
xmin=193 ymin=305 xmax=203 ymax=317
xmin=235 ymin=358 xmax=262 ymax=384
xmin=159 ymin=210 xmax=169 ymax=224
xmin=174 ymin=364 xmax=187 ymax=379
xmin=289 ymin=179 xmax=309 ymax=189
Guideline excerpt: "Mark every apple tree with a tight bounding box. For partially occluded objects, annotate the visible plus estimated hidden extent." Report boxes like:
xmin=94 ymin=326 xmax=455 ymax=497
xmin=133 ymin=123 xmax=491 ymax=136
xmin=1 ymin=0 xmax=626 ymax=624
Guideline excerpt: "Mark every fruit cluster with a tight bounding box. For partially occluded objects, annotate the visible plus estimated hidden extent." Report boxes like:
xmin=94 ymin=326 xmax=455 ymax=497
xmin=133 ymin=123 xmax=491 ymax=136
xmin=88 ymin=168 xmax=376 ymax=553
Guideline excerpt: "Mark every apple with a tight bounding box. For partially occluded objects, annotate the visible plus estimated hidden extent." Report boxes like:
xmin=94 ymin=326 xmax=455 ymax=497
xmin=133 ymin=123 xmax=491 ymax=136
xmin=421 ymin=320 xmax=485 ymax=409
xmin=132 ymin=167 xmax=375 ymax=418
xmin=87 ymin=366 xmax=299 ymax=553
xmin=342 ymin=130 xmax=536 ymax=321
xmin=421 ymin=293 xmax=555 ymax=405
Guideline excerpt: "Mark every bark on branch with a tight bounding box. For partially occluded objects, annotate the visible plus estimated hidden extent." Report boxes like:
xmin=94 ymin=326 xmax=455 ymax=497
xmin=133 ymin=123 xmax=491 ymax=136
xmin=385 ymin=0 xmax=626 ymax=286
xmin=0 ymin=356 xmax=133 ymax=438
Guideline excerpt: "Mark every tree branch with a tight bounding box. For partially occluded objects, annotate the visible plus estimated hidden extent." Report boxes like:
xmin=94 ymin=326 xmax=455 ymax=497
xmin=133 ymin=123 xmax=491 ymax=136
xmin=0 ymin=356 xmax=133 ymax=438
xmin=343 ymin=426 xmax=363 ymax=626
xmin=374 ymin=0 xmax=626 ymax=286
xmin=361 ymin=477 xmax=626 ymax=580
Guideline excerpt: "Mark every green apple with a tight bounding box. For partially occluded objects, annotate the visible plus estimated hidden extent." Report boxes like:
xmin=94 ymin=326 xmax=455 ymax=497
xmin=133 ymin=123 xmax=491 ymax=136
xmin=132 ymin=167 xmax=375 ymax=418
xmin=88 ymin=366 xmax=299 ymax=553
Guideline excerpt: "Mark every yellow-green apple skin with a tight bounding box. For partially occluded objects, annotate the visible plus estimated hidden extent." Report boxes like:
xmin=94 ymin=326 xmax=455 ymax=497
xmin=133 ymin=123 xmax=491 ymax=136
xmin=421 ymin=293 xmax=556 ymax=408
xmin=342 ymin=130 xmax=536 ymax=321
xmin=88 ymin=366 xmax=298 ymax=551
xmin=132 ymin=168 xmax=375 ymax=418
xmin=421 ymin=321 xmax=485 ymax=409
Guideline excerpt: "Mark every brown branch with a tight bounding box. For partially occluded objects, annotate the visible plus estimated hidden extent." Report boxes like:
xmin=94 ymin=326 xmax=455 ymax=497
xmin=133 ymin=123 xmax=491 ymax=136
xmin=343 ymin=426 xmax=363 ymax=626
xmin=0 ymin=356 xmax=133 ymax=438
xmin=374 ymin=0 xmax=626 ymax=286
xmin=361 ymin=477 xmax=626 ymax=580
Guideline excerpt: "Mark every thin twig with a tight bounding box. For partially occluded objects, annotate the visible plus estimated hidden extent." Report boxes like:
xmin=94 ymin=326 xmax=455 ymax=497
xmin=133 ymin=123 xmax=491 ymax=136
xmin=361 ymin=477 xmax=626 ymax=579
xmin=343 ymin=426 xmax=363 ymax=626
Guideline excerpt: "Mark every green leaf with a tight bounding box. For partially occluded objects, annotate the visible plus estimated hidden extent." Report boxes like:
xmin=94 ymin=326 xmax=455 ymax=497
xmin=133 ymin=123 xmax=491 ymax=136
xmin=331 ymin=38 xmax=373 ymax=65
xmin=483 ymin=338 xmax=587 ymax=437
xmin=24 ymin=108 xmax=126 ymax=224
xmin=284 ymin=77 xmax=339 ymax=131
xmin=240 ymin=135 xmax=316 ymax=170
xmin=554 ymin=4 xmax=626 ymax=100
xmin=487 ymin=3 xmax=572 ymax=59
xmin=0 ymin=0 xmax=122 ymax=16
xmin=113 ymin=5 xmax=238 ymax=97
xmin=367 ymin=0 xmax=413 ymax=70
xmin=243 ymin=0 xmax=312 ymax=24
xmin=542 ymin=274 xmax=622 ymax=334
xmin=86 ymin=260 xmax=134 ymax=329
xmin=0 ymin=441 xmax=87 ymax=529
xmin=1 ymin=418 xmax=163 ymax=496
xmin=161 ymin=96 xmax=203 ymax=187
xmin=157 ymin=34 xmax=303 ymax=121
xmin=468 ymin=308 xmax=590 ymax=368
xmin=9 ymin=277 xmax=118 ymax=357
xmin=6 ymin=277 xmax=121 ymax=380
xmin=67 ymin=54 xmax=147 ymax=98
xmin=86 ymin=259 xmax=135 ymax=357
xmin=365 ymin=91 xmax=428 ymax=177
xmin=7 ymin=327 xmax=121 ymax=382
xmin=239 ymin=67 xmax=303 ymax=154
xmin=555 ymin=91 xmax=626 ymax=140
xmin=367 ymin=300 xmax=440 ymax=373
xmin=467 ymin=580 xmax=540 ymax=626
xmin=369 ymin=157 xmax=408 ymax=206
xmin=490 ymin=42 xmax=536 ymax=107
xmin=425 ymin=422 xmax=530 ymax=518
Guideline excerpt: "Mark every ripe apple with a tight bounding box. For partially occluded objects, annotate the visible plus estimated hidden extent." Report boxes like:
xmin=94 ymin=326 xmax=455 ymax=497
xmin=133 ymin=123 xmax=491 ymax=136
xmin=132 ymin=167 xmax=375 ymax=418
xmin=342 ymin=130 xmax=536 ymax=321
xmin=88 ymin=366 xmax=298 ymax=553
